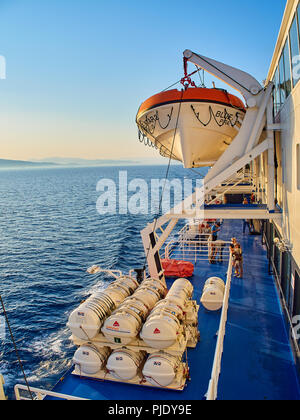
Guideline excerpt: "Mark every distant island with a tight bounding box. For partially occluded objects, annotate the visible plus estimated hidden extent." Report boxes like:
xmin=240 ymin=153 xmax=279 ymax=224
xmin=0 ymin=159 xmax=57 ymax=168
xmin=0 ymin=157 xmax=161 ymax=169
xmin=31 ymin=157 xmax=141 ymax=166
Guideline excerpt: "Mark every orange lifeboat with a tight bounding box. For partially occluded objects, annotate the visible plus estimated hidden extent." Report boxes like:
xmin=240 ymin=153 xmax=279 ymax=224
xmin=136 ymin=87 xmax=246 ymax=168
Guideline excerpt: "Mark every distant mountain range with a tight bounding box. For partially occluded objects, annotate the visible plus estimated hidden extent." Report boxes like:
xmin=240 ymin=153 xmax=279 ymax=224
xmin=31 ymin=157 xmax=140 ymax=166
xmin=0 ymin=157 xmax=165 ymax=168
xmin=0 ymin=159 xmax=57 ymax=168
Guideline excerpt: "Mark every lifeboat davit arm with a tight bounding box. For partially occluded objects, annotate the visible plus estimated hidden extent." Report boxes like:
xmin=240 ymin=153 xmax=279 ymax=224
xmin=183 ymin=49 xmax=275 ymax=190
xmin=141 ymin=51 xmax=277 ymax=279
xmin=183 ymin=50 xmax=263 ymax=108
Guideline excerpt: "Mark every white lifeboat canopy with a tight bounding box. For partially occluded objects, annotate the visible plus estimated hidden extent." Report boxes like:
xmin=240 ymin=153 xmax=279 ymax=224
xmin=136 ymin=87 xmax=246 ymax=168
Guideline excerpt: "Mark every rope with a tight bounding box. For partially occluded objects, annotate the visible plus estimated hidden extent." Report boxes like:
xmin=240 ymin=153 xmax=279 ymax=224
xmin=191 ymin=105 xmax=242 ymax=128
xmin=0 ymin=295 xmax=34 ymax=400
xmin=196 ymin=66 xmax=205 ymax=88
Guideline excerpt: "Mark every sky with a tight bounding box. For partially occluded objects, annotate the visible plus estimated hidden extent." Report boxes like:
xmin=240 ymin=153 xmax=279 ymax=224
xmin=0 ymin=0 xmax=286 ymax=161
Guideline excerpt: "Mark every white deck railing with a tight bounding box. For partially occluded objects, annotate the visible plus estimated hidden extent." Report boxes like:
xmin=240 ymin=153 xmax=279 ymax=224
xmin=14 ymin=384 xmax=88 ymax=401
xmin=164 ymin=225 xmax=231 ymax=263
xmin=206 ymin=254 xmax=233 ymax=400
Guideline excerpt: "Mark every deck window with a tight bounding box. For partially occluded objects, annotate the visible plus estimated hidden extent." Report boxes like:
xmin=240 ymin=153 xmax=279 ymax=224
xmin=289 ymin=13 xmax=300 ymax=87
xmin=283 ymin=40 xmax=292 ymax=96
xmin=278 ymin=53 xmax=286 ymax=104
xmin=274 ymin=67 xmax=281 ymax=114
xmin=273 ymin=68 xmax=280 ymax=115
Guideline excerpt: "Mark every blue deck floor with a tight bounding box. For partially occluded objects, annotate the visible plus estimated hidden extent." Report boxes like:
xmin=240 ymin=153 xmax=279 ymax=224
xmin=50 ymin=220 xmax=300 ymax=400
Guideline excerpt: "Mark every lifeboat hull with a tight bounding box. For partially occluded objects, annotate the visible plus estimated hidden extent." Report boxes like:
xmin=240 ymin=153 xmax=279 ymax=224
xmin=136 ymin=88 xmax=246 ymax=168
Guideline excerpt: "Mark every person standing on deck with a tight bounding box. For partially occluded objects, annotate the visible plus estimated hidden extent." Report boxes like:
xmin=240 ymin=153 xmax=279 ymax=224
xmin=209 ymin=222 xmax=221 ymax=263
xmin=230 ymin=238 xmax=238 ymax=274
xmin=233 ymin=243 xmax=243 ymax=278
xmin=243 ymin=219 xmax=251 ymax=234
xmin=211 ymin=222 xmax=220 ymax=241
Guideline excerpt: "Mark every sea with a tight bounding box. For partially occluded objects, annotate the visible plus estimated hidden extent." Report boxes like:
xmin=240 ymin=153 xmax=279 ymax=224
xmin=0 ymin=164 xmax=205 ymax=399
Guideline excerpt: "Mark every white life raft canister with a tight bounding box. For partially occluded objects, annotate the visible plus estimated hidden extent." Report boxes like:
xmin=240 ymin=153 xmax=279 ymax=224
xmin=166 ymin=278 xmax=194 ymax=308
xmin=73 ymin=345 xmax=110 ymax=375
xmin=67 ymin=276 xmax=138 ymax=341
xmin=140 ymin=278 xmax=193 ymax=349
xmin=150 ymin=300 xmax=184 ymax=320
xmin=102 ymin=307 xmax=143 ymax=345
xmin=140 ymin=311 xmax=181 ymax=349
xmin=106 ymin=349 xmax=145 ymax=381
xmin=200 ymin=277 xmax=225 ymax=311
xmin=101 ymin=283 xmax=161 ymax=344
xmin=141 ymin=279 xmax=167 ymax=299
xmin=142 ymin=352 xmax=181 ymax=387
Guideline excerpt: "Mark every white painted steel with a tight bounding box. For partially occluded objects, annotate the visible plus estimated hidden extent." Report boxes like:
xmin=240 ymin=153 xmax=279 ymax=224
xmin=206 ymin=255 xmax=233 ymax=400
xmin=183 ymin=50 xmax=263 ymax=106
xmin=14 ymin=384 xmax=88 ymax=400
xmin=163 ymin=226 xmax=231 ymax=264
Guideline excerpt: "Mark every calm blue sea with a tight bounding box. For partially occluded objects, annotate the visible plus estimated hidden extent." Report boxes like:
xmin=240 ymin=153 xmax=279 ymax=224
xmin=0 ymin=164 xmax=204 ymax=399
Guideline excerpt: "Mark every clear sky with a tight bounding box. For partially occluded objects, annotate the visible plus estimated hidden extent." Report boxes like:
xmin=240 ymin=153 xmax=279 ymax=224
xmin=0 ymin=0 xmax=286 ymax=161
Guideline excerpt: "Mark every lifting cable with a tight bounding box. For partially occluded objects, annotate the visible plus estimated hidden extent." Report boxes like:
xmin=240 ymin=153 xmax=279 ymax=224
xmin=192 ymin=52 xmax=263 ymax=96
xmin=161 ymin=67 xmax=204 ymax=93
xmin=142 ymin=89 xmax=184 ymax=273
xmin=0 ymin=295 xmax=34 ymax=400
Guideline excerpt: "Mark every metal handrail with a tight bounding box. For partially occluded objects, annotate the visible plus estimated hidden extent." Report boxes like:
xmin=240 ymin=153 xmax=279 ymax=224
xmin=206 ymin=255 xmax=233 ymax=400
xmin=263 ymin=233 xmax=300 ymax=358
xmin=14 ymin=384 xmax=88 ymax=401
xmin=164 ymin=236 xmax=231 ymax=263
xmin=207 ymin=175 xmax=253 ymax=205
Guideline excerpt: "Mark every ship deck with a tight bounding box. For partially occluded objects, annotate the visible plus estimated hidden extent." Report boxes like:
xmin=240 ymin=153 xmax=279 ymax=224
xmin=49 ymin=219 xmax=300 ymax=400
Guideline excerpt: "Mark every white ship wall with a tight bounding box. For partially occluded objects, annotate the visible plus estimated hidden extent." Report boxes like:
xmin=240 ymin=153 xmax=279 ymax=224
xmin=266 ymin=0 xmax=300 ymax=270
xmin=276 ymin=80 xmax=300 ymax=269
